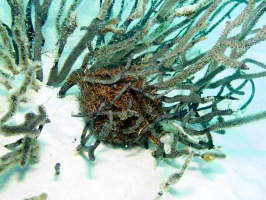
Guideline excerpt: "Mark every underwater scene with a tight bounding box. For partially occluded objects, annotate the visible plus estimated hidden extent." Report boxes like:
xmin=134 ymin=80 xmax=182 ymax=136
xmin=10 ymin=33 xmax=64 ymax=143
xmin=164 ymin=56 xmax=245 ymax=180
xmin=0 ymin=0 xmax=266 ymax=199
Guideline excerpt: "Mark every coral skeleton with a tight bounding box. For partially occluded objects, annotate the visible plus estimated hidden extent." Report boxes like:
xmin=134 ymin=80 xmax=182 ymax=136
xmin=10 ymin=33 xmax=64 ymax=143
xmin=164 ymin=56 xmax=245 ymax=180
xmin=24 ymin=193 xmax=48 ymax=200
xmin=1 ymin=0 xmax=266 ymax=198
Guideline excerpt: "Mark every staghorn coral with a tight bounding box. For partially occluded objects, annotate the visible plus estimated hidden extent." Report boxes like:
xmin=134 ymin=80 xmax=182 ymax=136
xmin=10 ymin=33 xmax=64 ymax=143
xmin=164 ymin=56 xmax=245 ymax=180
xmin=0 ymin=0 xmax=50 ymax=176
xmin=0 ymin=0 xmax=266 ymax=199
xmin=56 ymin=0 xmax=266 ymax=197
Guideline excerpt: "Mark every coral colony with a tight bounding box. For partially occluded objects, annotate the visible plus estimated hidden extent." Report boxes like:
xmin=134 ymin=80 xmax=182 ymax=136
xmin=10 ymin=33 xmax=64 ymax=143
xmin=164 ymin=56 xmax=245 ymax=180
xmin=0 ymin=0 xmax=266 ymax=198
